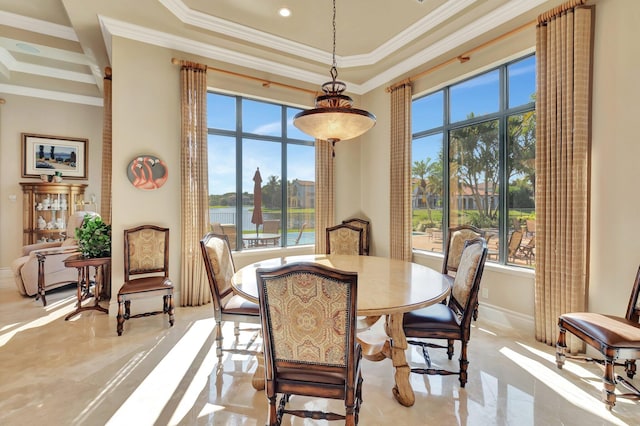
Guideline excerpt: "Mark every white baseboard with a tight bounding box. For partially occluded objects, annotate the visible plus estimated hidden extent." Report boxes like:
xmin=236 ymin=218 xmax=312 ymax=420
xmin=477 ymin=302 xmax=535 ymax=334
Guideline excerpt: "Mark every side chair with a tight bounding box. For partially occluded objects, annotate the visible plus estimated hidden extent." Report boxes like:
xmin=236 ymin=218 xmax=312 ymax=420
xmin=256 ymin=262 xmax=363 ymax=426
xmin=442 ymin=225 xmax=483 ymax=320
xmin=200 ymin=232 xmax=260 ymax=357
xmin=556 ymin=265 xmax=640 ymax=410
xmin=342 ymin=218 xmax=370 ymax=255
xmin=507 ymin=230 xmax=524 ymax=263
xmin=326 ymin=223 xmax=364 ymax=256
xmin=117 ymin=225 xmax=174 ymax=336
xmin=403 ymin=237 xmax=488 ymax=388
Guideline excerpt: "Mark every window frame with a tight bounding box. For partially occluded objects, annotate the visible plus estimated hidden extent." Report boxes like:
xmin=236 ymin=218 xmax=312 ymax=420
xmin=207 ymin=91 xmax=315 ymax=251
xmin=411 ymin=54 xmax=536 ymax=266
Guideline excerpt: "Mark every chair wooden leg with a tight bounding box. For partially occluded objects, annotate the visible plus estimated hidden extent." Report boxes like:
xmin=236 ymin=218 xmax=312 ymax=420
xmin=215 ymin=320 xmax=224 ymax=358
xmin=458 ymin=341 xmax=469 ymax=387
xmin=603 ymin=358 xmax=617 ymax=410
xmin=116 ymin=295 xmax=125 ymax=336
xmin=266 ymin=395 xmax=278 ymax=426
xmin=166 ymin=294 xmax=175 ymax=326
xmin=447 ymin=339 xmax=454 ymax=360
xmin=556 ymin=328 xmax=567 ymax=369
xmin=345 ymin=410 xmax=356 ymax=426
xmin=355 ymin=373 xmax=363 ymax=424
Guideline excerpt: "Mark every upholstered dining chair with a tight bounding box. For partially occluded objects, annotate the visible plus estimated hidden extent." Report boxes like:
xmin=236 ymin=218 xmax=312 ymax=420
xmin=117 ymin=225 xmax=174 ymax=336
xmin=403 ymin=237 xmax=488 ymax=387
xmin=342 ymin=218 xmax=370 ymax=255
xmin=442 ymin=224 xmax=483 ymax=320
xmin=200 ymin=232 xmax=260 ymax=357
xmin=256 ymin=262 xmax=363 ymax=425
xmin=556 ymin=266 xmax=640 ymax=410
xmin=326 ymin=223 xmax=364 ymax=256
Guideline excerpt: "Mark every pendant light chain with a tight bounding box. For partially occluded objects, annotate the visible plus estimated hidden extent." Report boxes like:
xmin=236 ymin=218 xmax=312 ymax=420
xmin=291 ymin=0 xmax=376 ymax=143
xmin=331 ymin=0 xmax=338 ymax=81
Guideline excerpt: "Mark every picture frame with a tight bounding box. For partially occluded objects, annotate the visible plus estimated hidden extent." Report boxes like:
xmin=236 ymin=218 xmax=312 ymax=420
xmin=22 ymin=133 xmax=88 ymax=179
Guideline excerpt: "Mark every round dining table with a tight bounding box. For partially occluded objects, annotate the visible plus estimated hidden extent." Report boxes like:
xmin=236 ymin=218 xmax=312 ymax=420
xmin=231 ymin=254 xmax=452 ymax=407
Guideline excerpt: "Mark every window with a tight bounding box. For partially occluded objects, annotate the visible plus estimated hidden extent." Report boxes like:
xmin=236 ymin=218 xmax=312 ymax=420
xmin=411 ymin=55 xmax=536 ymax=267
xmin=207 ymin=92 xmax=315 ymax=250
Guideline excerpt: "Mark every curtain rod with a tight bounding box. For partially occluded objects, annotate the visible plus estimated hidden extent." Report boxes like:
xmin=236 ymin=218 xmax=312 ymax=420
xmin=538 ymin=0 xmax=588 ymax=24
xmin=171 ymin=58 xmax=317 ymax=96
xmin=387 ymin=19 xmax=536 ymax=92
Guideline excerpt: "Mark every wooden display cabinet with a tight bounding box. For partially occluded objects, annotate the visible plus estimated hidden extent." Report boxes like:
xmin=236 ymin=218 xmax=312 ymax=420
xmin=20 ymin=182 xmax=87 ymax=245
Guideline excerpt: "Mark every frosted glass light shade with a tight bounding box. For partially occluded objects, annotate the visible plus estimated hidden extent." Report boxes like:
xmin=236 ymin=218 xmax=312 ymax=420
xmin=293 ymin=107 xmax=376 ymax=142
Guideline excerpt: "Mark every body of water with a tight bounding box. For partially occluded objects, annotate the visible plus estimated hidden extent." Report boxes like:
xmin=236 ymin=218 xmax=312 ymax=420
xmin=210 ymin=207 xmax=315 ymax=246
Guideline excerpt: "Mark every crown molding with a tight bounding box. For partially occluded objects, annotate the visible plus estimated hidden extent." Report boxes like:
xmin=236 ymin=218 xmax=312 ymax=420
xmin=0 ymin=11 xmax=78 ymax=42
xmin=101 ymin=0 xmax=544 ymax=95
xmin=99 ymin=15 xmax=349 ymax=90
xmin=0 ymin=84 xmax=103 ymax=106
xmin=158 ymin=0 xmax=331 ymax=65
xmin=341 ymin=0 xmax=477 ymax=68
xmin=359 ymin=0 xmax=546 ymax=92
xmin=159 ymin=0 xmax=478 ymax=68
xmin=0 ymin=47 xmax=95 ymax=85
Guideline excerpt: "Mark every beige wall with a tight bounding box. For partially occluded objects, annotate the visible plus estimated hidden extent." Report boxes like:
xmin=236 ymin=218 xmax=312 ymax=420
xmin=0 ymin=94 xmax=103 ymax=267
xmin=110 ymin=38 xmax=182 ymax=297
xmin=3 ymin=0 xmax=638 ymax=324
xmin=589 ymin=0 xmax=640 ymax=313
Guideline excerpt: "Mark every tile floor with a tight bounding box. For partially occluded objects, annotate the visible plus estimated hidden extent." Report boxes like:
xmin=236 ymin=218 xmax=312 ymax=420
xmin=0 ymin=271 xmax=638 ymax=425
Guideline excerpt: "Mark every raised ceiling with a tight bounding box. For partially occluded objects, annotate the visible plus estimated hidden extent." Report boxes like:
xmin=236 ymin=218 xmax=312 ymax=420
xmin=0 ymin=0 xmax=566 ymax=106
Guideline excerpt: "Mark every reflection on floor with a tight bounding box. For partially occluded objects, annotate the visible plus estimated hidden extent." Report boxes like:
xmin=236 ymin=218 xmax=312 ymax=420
xmin=0 ymin=271 xmax=638 ymax=425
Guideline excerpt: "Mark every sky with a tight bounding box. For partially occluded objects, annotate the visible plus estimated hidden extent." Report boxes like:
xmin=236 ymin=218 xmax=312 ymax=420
xmin=412 ymin=55 xmax=535 ymax=165
xmin=207 ymin=93 xmax=314 ymax=195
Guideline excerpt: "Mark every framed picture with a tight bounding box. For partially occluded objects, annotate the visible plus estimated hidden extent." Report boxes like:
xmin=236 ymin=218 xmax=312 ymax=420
xmin=22 ymin=133 xmax=88 ymax=179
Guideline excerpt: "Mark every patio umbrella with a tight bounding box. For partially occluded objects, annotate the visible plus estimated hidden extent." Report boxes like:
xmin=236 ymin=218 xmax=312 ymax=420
xmin=251 ymin=167 xmax=263 ymax=236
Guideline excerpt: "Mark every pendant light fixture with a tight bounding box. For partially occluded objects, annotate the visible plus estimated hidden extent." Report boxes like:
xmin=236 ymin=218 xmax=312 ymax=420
xmin=293 ymin=0 xmax=376 ymax=144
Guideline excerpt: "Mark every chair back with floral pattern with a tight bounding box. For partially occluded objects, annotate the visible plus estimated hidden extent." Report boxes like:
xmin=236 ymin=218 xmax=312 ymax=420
xmin=443 ymin=225 xmax=483 ymax=275
xmin=257 ymin=262 xmax=357 ymax=367
xmin=256 ymin=262 xmax=363 ymax=426
xmin=124 ymin=225 xmax=169 ymax=280
xmin=326 ymin=223 xmax=364 ymax=255
xmin=342 ymin=218 xmax=371 ymax=255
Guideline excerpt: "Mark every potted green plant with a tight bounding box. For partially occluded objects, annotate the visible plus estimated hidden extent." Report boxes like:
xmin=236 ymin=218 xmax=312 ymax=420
xmin=75 ymin=215 xmax=112 ymax=258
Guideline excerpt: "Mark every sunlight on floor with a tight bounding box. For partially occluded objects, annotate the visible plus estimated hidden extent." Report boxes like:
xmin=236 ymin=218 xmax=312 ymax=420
xmin=0 ymin=295 xmax=76 ymax=347
xmin=168 ymin=331 xmax=219 ymax=425
xmin=105 ymin=318 xmax=216 ymax=425
xmin=500 ymin=346 xmax=630 ymax=426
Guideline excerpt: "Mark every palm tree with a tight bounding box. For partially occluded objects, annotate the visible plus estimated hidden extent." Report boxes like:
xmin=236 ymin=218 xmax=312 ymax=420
xmin=412 ymin=157 xmax=440 ymax=224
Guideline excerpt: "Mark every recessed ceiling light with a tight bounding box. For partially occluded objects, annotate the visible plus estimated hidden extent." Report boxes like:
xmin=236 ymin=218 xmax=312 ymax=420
xmin=278 ymin=8 xmax=291 ymax=17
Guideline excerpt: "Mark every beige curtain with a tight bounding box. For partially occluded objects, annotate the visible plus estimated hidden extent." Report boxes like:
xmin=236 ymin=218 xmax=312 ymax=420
xmin=389 ymin=82 xmax=412 ymax=261
xmin=315 ymin=139 xmax=335 ymax=254
xmin=535 ymin=4 xmax=594 ymax=350
xmin=179 ymin=61 xmax=210 ymax=306
xmin=100 ymin=67 xmax=112 ymax=223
